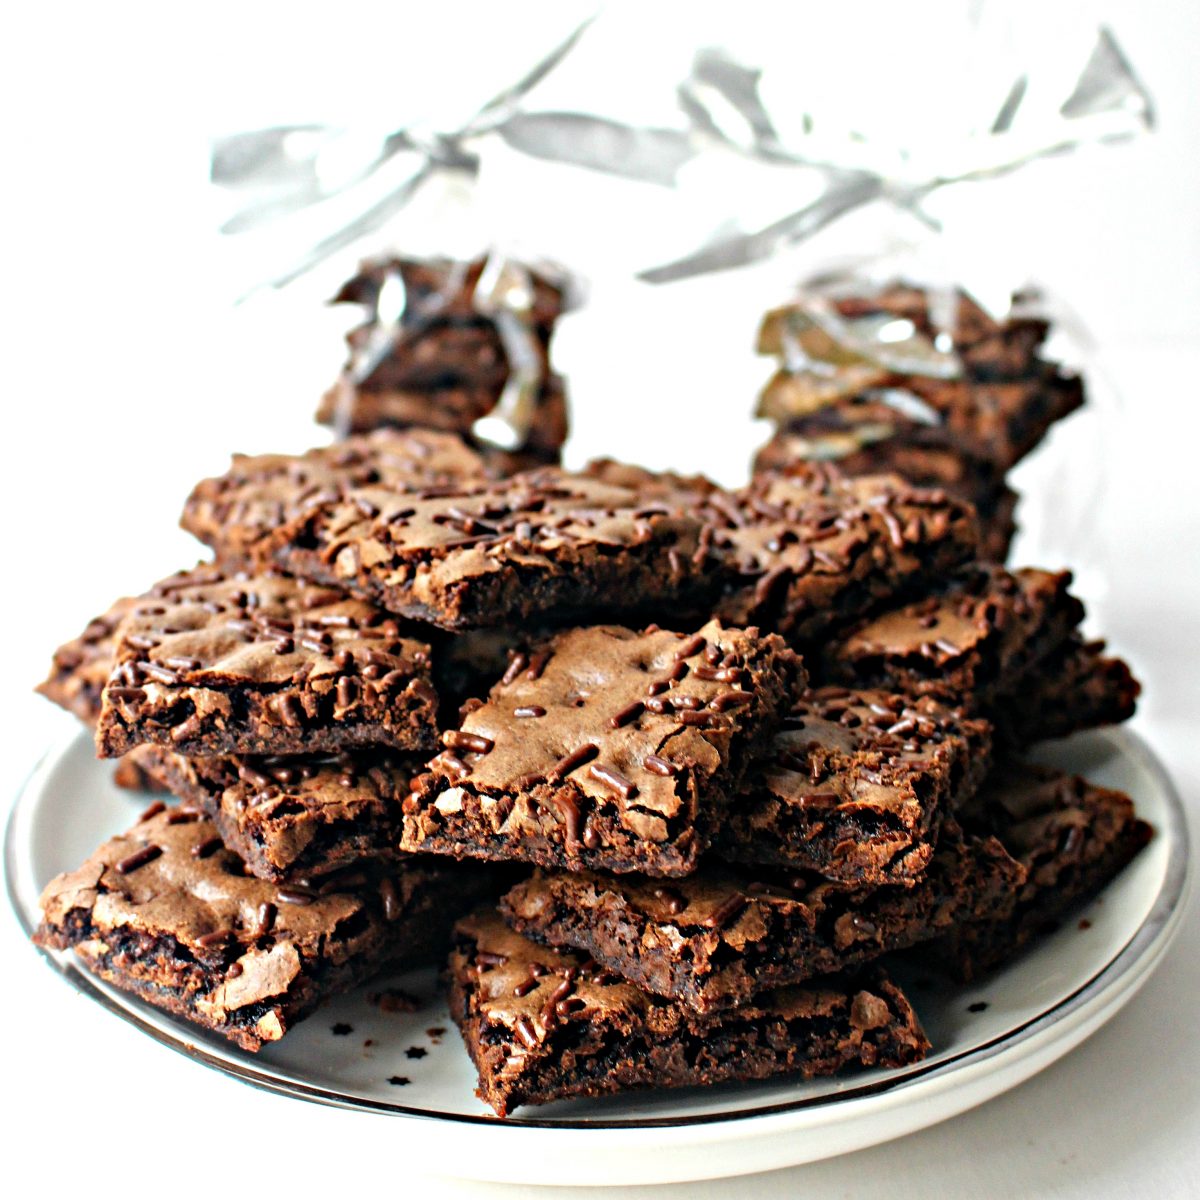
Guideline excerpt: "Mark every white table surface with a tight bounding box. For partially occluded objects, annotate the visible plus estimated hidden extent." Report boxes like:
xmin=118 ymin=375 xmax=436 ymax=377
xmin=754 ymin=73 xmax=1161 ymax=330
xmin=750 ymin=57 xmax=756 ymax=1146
xmin=1 ymin=3 xmax=1197 ymax=1196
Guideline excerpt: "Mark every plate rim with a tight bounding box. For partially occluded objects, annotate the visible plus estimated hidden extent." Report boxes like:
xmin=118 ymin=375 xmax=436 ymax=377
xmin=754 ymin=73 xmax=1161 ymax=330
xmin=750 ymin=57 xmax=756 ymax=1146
xmin=6 ymin=725 xmax=1192 ymax=1134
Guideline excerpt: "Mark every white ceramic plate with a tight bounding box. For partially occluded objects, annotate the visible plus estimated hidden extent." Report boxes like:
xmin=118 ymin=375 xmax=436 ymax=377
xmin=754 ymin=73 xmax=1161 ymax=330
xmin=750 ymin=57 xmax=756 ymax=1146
xmin=5 ymin=727 xmax=1190 ymax=1187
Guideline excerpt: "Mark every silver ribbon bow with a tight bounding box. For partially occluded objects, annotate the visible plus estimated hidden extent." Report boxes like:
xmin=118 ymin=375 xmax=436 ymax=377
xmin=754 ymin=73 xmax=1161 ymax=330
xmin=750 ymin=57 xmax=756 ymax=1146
xmin=212 ymin=15 xmax=695 ymax=292
xmin=641 ymin=27 xmax=1153 ymax=282
xmin=213 ymin=22 xmax=1152 ymax=292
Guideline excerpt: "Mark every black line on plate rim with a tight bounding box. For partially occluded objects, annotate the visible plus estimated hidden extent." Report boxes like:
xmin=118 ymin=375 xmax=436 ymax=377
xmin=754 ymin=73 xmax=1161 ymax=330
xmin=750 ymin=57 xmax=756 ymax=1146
xmin=4 ymin=726 xmax=1191 ymax=1132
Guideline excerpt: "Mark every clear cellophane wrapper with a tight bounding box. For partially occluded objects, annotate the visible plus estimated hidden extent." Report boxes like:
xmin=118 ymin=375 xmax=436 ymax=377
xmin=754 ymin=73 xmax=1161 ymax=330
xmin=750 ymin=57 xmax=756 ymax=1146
xmin=211 ymin=5 xmax=1150 ymax=596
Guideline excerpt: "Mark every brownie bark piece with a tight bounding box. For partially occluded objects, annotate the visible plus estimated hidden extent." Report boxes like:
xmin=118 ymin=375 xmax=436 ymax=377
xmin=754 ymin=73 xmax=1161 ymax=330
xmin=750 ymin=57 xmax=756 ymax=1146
xmin=271 ymin=468 xmax=709 ymax=631
xmin=714 ymin=687 xmax=992 ymax=884
xmin=95 ymin=566 xmax=438 ymax=759
xmin=753 ymin=427 xmax=997 ymax=494
xmin=111 ymin=751 xmax=170 ymax=792
xmin=37 ymin=595 xmax=205 ymax=792
xmin=37 ymin=596 xmax=140 ymax=725
xmin=126 ymin=746 xmax=419 ymax=883
xmin=338 ymin=321 xmax=528 ymax=394
xmin=752 ymin=432 xmax=1020 ymax=562
xmin=822 ymin=565 xmax=1084 ymax=707
xmin=931 ymin=762 xmax=1152 ymax=979
xmin=36 ymin=598 xmax=158 ymax=791
xmin=993 ymin=637 xmax=1140 ymax=747
xmin=34 ymin=808 xmax=495 ymax=1051
xmin=320 ymin=256 xmax=568 ymax=461
xmin=755 ymin=282 xmax=1082 ymax=472
xmin=449 ymin=909 xmax=930 ymax=1116
xmin=402 ymin=621 xmax=801 ymax=876
xmin=975 ymin=485 xmax=1019 ymax=564
xmin=181 ymin=428 xmax=487 ymax=572
xmin=501 ymin=826 xmax=1021 ymax=1013
xmin=706 ymin=464 xmax=978 ymax=643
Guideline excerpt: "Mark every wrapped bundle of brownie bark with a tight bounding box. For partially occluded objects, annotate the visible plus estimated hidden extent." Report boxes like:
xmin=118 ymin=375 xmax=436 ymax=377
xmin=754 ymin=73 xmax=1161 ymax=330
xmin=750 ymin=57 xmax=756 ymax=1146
xmin=34 ymin=392 xmax=1149 ymax=1114
xmin=316 ymin=253 xmax=572 ymax=474
xmin=750 ymin=279 xmax=1085 ymax=563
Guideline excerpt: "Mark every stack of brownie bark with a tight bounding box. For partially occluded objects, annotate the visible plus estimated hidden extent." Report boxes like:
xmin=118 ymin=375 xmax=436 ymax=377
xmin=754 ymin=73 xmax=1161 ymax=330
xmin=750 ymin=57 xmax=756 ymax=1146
xmin=752 ymin=280 xmax=1085 ymax=561
xmin=34 ymin=421 xmax=1148 ymax=1116
xmin=316 ymin=254 xmax=570 ymax=474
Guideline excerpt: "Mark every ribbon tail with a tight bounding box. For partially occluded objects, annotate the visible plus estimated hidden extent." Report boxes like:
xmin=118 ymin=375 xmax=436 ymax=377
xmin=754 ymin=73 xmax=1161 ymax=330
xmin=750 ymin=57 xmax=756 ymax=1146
xmin=242 ymin=163 xmax=441 ymax=299
xmin=467 ymin=12 xmax=599 ymax=133
xmin=219 ymin=131 xmax=422 ymax=235
xmin=221 ymin=183 xmax=347 ymax=236
xmin=638 ymin=174 xmax=884 ymax=284
xmin=1061 ymin=26 xmax=1154 ymax=127
xmin=686 ymin=47 xmax=782 ymax=154
xmin=211 ymin=124 xmax=328 ymax=187
xmin=496 ymin=113 xmax=695 ymax=186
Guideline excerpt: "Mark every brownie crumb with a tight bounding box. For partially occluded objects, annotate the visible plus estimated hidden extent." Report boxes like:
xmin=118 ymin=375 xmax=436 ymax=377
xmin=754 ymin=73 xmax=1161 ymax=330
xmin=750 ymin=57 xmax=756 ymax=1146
xmin=387 ymin=1076 xmax=411 ymax=1087
xmin=426 ymin=1026 xmax=447 ymax=1042
xmin=363 ymin=1039 xmax=375 ymax=1048
xmin=967 ymin=1001 xmax=989 ymax=1013
xmin=370 ymin=987 xmax=423 ymax=1013
xmin=1078 ymin=918 xmax=1093 ymax=930
xmin=331 ymin=1022 xmax=354 ymax=1036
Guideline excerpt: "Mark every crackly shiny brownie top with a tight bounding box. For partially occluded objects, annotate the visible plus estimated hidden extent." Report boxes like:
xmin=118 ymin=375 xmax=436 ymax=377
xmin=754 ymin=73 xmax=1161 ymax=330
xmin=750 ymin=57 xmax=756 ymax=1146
xmin=452 ymin=908 xmax=908 ymax=1037
xmin=271 ymin=467 xmax=709 ymax=628
xmin=823 ymin=564 xmax=1082 ymax=697
xmin=182 ymin=427 xmax=488 ymax=567
xmin=414 ymin=620 xmax=798 ymax=837
xmin=95 ymin=565 xmax=437 ymax=756
xmin=705 ymin=463 xmax=977 ymax=638
xmin=738 ymin=686 xmax=989 ymax=830
xmin=36 ymin=808 xmax=450 ymax=991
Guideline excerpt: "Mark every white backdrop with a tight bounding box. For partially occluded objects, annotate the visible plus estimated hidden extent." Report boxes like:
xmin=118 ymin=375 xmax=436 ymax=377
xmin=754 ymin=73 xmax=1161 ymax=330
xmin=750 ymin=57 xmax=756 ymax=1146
xmin=1 ymin=3 xmax=1197 ymax=1197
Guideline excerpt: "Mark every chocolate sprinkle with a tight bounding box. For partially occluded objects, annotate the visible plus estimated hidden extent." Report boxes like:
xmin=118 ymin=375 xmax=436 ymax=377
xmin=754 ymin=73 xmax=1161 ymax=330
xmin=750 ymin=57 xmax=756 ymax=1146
xmin=550 ymin=743 xmax=599 ymax=780
xmin=116 ymin=844 xmax=162 ymax=874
